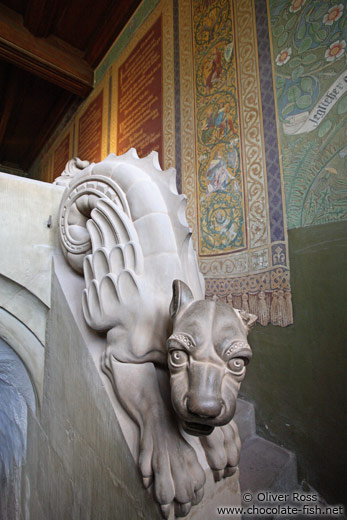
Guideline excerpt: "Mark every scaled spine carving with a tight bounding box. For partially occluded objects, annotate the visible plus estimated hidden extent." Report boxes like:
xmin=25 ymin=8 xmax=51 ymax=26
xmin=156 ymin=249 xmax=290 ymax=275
xmin=57 ymin=150 xmax=256 ymax=518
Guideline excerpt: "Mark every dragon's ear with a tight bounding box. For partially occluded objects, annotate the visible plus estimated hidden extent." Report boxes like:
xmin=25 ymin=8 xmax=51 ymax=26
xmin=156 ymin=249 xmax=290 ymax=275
xmin=235 ymin=309 xmax=258 ymax=332
xmin=170 ymin=280 xmax=194 ymax=318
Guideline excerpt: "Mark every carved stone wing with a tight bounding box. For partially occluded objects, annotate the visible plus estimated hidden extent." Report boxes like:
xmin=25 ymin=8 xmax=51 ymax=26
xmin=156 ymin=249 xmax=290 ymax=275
xmin=82 ymin=197 xmax=144 ymax=331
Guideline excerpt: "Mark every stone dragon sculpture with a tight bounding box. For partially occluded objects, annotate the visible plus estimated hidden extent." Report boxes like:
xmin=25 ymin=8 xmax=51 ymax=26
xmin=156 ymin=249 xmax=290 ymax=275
xmin=56 ymin=150 xmax=256 ymax=518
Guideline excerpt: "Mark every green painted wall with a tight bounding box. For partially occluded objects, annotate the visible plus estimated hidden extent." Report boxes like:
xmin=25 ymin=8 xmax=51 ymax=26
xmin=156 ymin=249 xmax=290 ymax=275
xmin=241 ymin=219 xmax=347 ymax=506
xmin=270 ymin=0 xmax=347 ymax=229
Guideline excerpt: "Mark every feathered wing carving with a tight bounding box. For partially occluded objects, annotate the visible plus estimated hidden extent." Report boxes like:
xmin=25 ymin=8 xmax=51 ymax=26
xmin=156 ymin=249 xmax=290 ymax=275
xmin=57 ymin=149 xmax=204 ymax=336
xmin=82 ymin=198 xmax=144 ymax=331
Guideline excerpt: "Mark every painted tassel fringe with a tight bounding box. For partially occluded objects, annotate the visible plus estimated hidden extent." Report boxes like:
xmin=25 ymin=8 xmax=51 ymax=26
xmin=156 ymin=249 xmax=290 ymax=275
xmin=211 ymin=289 xmax=293 ymax=327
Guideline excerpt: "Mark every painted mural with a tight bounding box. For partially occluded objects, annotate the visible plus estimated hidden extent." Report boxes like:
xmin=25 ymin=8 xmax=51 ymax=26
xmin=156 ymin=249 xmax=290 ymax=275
xmin=192 ymin=0 xmax=246 ymax=255
xmin=270 ymin=0 xmax=347 ymax=228
xmin=180 ymin=0 xmax=293 ymax=326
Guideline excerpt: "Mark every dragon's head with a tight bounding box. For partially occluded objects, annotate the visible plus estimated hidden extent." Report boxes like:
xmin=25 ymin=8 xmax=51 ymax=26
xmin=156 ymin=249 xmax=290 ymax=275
xmin=167 ymin=280 xmax=256 ymax=437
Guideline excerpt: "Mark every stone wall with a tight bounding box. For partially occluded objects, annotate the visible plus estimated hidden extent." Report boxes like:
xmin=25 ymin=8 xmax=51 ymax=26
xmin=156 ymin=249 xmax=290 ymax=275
xmin=23 ymin=269 xmax=160 ymax=520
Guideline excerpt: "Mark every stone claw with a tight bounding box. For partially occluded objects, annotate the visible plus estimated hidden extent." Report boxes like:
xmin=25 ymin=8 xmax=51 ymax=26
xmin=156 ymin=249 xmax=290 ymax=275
xmin=191 ymin=487 xmax=204 ymax=506
xmin=160 ymin=503 xmax=171 ymax=519
xmin=224 ymin=465 xmax=238 ymax=478
xmin=142 ymin=476 xmax=153 ymax=488
xmin=174 ymin=501 xmax=192 ymax=517
xmin=213 ymin=469 xmax=224 ymax=482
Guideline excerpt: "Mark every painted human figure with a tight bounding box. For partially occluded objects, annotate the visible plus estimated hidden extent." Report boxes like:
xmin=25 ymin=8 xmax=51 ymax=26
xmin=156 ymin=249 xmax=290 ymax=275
xmin=206 ymin=47 xmax=222 ymax=93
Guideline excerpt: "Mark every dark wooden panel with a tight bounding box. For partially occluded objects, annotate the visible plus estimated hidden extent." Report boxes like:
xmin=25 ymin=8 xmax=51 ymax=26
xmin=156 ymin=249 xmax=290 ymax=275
xmin=22 ymin=92 xmax=78 ymax=170
xmin=0 ymin=64 xmax=29 ymax=166
xmin=0 ymin=0 xmax=142 ymax=171
xmin=84 ymin=0 xmax=143 ymax=67
xmin=0 ymin=0 xmax=25 ymax=15
xmin=23 ymin=0 xmax=62 ymax=38
xmin=0 ymin=4 xmax=93 ymax=96
xmin=53 ymin=0 xmax=111 ymax=51
xmin=0 ymin=62 xmax=79 ymax=170
xmin=0 ymin=63 xmax=19 ymax=144
xmin=0 ymin=0 xmax=142 ymax=66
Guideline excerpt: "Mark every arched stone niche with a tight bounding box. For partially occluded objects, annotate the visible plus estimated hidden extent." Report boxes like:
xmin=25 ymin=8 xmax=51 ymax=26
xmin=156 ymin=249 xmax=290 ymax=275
xmin=0 ymin=306 xmax=44 ymax=409
xmin=0 ymin=337 xmax=36 ymax=520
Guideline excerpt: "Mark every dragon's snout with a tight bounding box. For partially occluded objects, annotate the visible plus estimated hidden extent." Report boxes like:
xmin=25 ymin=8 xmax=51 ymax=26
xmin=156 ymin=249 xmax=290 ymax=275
xmin=186 ymin=394 xmax=224 ymax=419
xmin=170 ymin=353 xmax=243 ymax=438
xmin=185 ymin=361 xmax=226 ymax=420
xmin=175 ymin=363 xmax=236 ymax=437
xmin=182 ymin=394 xmax=224 ymax=436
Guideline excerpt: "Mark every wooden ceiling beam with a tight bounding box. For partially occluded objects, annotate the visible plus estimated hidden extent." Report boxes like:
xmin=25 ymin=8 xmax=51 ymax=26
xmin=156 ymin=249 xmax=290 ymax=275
xmin=0 ymin=4 xmax=93 ymax=97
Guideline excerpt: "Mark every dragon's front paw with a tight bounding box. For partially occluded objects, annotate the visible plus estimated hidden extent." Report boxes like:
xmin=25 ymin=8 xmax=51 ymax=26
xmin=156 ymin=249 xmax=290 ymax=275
xmin=200 ymin=420 xmax=241 ymax=482
xmin=139 ymin=420 xmax=205 ymax=518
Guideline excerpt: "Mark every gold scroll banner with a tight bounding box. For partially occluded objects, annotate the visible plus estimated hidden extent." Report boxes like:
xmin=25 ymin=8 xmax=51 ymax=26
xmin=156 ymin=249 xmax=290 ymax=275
xmin=179 ymin=0 xmax=293 ymax=327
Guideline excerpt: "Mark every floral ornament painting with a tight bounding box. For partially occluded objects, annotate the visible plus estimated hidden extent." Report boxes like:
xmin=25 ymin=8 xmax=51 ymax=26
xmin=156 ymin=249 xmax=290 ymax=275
xmin=323 ymin=4 xmax=344 ymax=25
xmin=270 ymin=0 xmax=347 ymax=228
xmin=325 ymin=39 xmax=346 ymax=61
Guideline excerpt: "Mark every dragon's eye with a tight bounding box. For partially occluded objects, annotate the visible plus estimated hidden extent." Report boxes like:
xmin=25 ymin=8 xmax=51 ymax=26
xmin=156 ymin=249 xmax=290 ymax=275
xmin=228 ymin=357 xmax=246 ymax=375
xmin=169 ymin=350 xmax=188 ymax=367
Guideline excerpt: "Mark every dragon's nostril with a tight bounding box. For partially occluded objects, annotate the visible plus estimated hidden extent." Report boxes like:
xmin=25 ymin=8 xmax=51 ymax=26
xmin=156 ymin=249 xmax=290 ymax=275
xmin=187 ymin=395 xmax=223 ymax=419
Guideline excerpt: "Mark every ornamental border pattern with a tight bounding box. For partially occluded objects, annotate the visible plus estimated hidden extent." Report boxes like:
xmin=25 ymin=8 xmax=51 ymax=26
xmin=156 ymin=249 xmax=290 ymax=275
xmin=179 ymin=0 xmax=197 ymax=232
xmin=236 ymin=0 xmax=270 ymax=252
xmin=179 ymin=0 xmax=293 ymax=326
